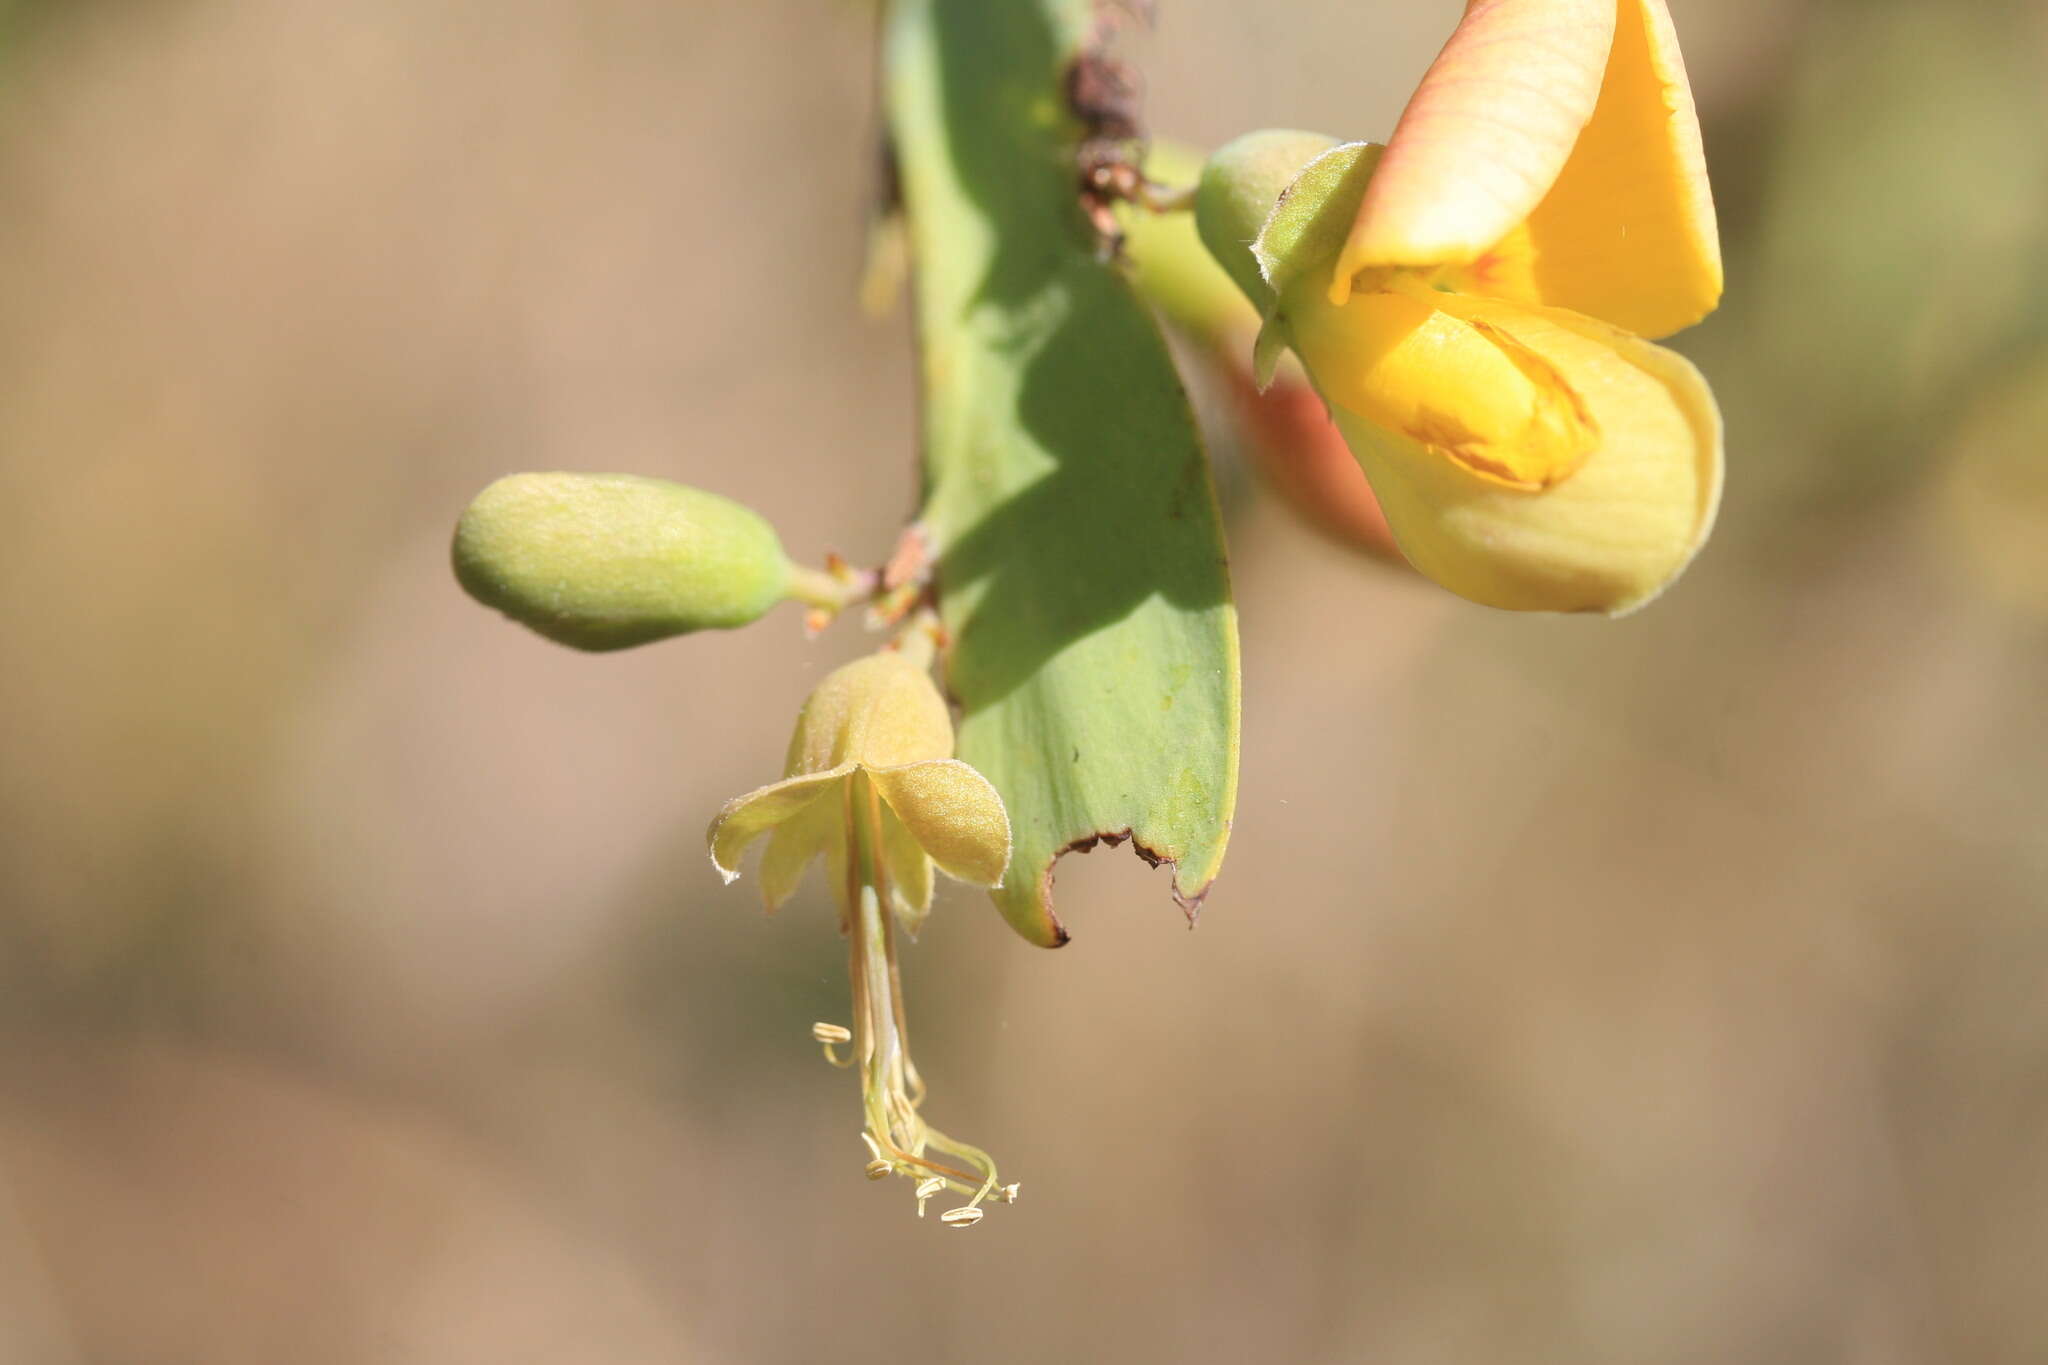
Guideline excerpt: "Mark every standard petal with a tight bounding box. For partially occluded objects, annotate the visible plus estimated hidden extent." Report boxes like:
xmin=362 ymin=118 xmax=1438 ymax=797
xmin=878 ymin=803 xmax=936 ymax=937
xmin=1327 ymin=293 xmax=1721 ymax=615
xmin=706 ymin=767 xmax=851 ymax=884
xmin=867 ymin=759 xmax=1011 ymax=890
xmin=1333 ymin=0 xmax=1615 ymax=298
xmin=758 ymin=788 xmax=842 ymax=912
xmin=1512 ymin=0 xmax=1722 ymax=337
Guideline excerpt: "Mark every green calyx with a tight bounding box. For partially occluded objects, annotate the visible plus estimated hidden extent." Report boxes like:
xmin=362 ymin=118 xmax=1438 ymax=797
xmin=1196 ymin=133 xmax=1386 ymax=388
xmin=1194 ymin=129 xmax=1343 ymax=314
xmin=452 ymin=472 xmax=793 ymax=651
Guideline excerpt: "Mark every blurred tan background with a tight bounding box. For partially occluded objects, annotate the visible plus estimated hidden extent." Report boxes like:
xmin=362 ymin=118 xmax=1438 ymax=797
xmin=2 ymin=0 xmax=2046 ymax=1360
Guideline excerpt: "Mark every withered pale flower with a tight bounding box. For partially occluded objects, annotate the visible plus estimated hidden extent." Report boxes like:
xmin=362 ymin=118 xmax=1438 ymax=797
xmin=707 ymin=648 xmax=1015 ymax=1222
xmin=1196 ymin=1 xmax=1725 ymax=616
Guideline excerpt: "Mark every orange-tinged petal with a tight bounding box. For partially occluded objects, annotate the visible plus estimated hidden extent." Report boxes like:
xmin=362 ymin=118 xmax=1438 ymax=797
xmin=1221 ymin=363 xmax=1408 ymax=563
xmin=1323 ymin=293 xmax=1721 ymax=615
xmin=1333 ymin=0 xmax=1615 ymax=299
xmin=1511 ymin=0 xmax=1722 ymax=337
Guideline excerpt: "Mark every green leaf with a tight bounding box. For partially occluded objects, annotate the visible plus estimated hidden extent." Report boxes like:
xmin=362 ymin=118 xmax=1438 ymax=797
xmin=884 ymin=0 xmax=1240 ymax=947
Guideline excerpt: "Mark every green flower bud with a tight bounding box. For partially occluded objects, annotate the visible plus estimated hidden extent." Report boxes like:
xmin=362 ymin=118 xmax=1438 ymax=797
xmin=452 ymin=472 xmax=792 ymax=650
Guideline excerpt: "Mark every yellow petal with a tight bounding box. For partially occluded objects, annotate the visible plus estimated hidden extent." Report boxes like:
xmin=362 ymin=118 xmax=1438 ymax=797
xmin=758 ymin=789 xmax=843 ymax=913
xmin=1334 ymin=0 xmax=1615 ymax=297
xmin=867 ymin=759 xmax=1012 ymax=889
xmin=1324 ymin=293 xmax=1721 ymax=615
xmin=1510 ymin=0 xmax=1722 ymax=337
xmin=706 ymin=767 xmax=851 ymax=884
xmin=785 ymin=652 xmax=954 ymax=776
xmin=878 ymin=802 xmax=936 ymax=937
xmin=1286 ymin=282 xmax=1598 ymax=490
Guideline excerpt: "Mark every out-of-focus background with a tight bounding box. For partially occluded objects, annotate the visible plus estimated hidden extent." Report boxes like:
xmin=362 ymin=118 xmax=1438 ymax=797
xmin=2 ymin=0 xmax=2045 ymax=1360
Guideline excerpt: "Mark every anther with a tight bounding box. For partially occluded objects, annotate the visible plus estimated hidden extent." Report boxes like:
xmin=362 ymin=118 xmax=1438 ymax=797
xmin=864 ymin=1159 xmax=893 ymax=1181
xmin=998 ymin=1183 xmax=1021 ymax=1204
xmin=939 ymin=1206 xmax=984 ymax=1228
xmin=914 ymin=1176 xmax=946 ymax=1216
xmin=813 ymin=1021 xmax=854 ymax=1067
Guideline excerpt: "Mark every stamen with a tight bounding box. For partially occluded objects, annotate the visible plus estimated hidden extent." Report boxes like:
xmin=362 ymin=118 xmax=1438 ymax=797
xmin=812 ymin=1021 xmax=854 ymax=1067
xmin=838 ymin=773 xmax=1011 ymax=1224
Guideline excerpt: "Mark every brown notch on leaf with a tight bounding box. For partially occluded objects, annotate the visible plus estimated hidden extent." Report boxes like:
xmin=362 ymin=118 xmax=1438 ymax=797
xmin=1033 ymin=825 xmax=1217 ymax=948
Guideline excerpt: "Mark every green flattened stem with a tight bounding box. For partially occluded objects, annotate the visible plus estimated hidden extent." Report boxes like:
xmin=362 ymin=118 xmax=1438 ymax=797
xmin=452 ymin=472 xmax=794 ymax=651
xmin=885 ymin=0 xmax=1241 ymax=946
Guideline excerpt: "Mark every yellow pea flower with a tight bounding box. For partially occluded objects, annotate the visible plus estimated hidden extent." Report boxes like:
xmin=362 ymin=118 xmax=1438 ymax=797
xmin=1196 ymin=0 xmax=1725 ymax=616
xmin=706 ymin=647 xmax=1017 ymax=1223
